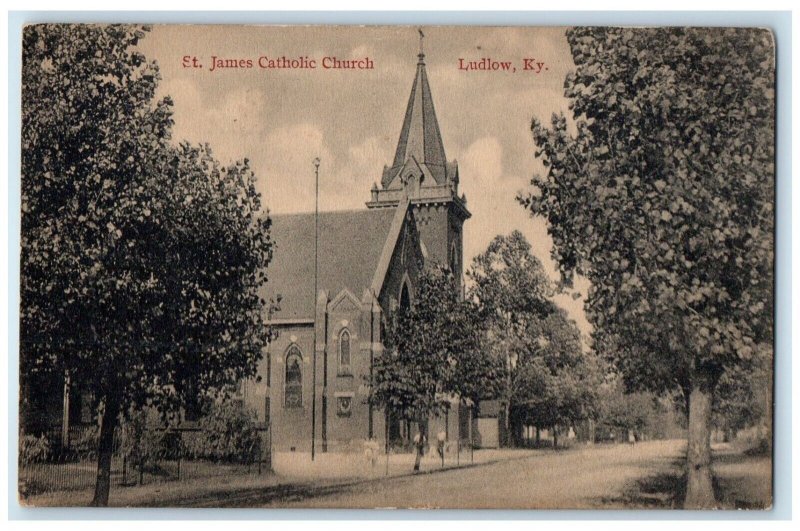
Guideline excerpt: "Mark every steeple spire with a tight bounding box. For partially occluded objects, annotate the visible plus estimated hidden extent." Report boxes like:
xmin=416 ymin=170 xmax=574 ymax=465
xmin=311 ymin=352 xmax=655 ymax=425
xmin=390 ymin=34 xmax=447 ymax=174
xmin=369 ymin=30 xmax=468 ymax=216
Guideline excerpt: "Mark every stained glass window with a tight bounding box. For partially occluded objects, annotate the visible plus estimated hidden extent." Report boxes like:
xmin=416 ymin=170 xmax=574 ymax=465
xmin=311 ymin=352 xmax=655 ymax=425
xmin=285 ymin=346 xmax=302 ymax=408
xmin=339 ymin=329 xmax=351 ymax=368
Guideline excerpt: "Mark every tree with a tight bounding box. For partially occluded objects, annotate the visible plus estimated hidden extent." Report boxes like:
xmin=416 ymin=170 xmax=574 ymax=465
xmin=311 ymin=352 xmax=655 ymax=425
xmin=469 ymin=231 xmax=597 ymax=446
xmin=712 ymin=344 xmax=772 ymax=446
xmin=519 ymin=28 xmax=774 ymax=507
xmin=595 ymin=376 xmax=660 ymax=442
xmin=371 ymin=265 xmax=503 ymax=470
xmin=507 ymin=306 xmax=601 ymax=447
xmin=21 ymin=25 xmax=273 ymax=505
xmin=468 ymin=231 xmax=553 ymax=446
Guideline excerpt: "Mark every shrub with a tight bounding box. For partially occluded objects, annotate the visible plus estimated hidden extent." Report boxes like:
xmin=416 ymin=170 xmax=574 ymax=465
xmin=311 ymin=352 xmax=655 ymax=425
xmin=71 ymin=425 xmax=99 ymax=454
xmin=736 ymin=425 xmax=773 ymax=456
xmin=19 ymin=434 xmax=51 ymax=464
xmin=121 ymin=409 xmax=168 ymax=469
xmin=186 ymin=401 xmax=261 ymax=463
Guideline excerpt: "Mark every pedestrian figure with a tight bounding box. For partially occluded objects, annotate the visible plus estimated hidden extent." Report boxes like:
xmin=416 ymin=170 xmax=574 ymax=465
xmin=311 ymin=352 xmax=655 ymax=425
xmin=436 ymin=430 xmax=446 ymax=467
xmin=413 ymin=430 xmax=426 ymax=472
xmin=364 ymin=438 xmax=379 ymax=470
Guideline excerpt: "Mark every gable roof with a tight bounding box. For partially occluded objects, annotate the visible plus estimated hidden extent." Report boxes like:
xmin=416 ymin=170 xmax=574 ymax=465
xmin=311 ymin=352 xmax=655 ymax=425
xmin=370 ymin=197 xmax=410 ymax=295
xmin=263 ymin=207 xmax=400 ymax=320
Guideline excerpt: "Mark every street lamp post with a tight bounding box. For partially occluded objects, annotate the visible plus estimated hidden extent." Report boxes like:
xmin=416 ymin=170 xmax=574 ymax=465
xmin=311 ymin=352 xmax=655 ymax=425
xmin=311 ymin=157 xmax=320 ymax=461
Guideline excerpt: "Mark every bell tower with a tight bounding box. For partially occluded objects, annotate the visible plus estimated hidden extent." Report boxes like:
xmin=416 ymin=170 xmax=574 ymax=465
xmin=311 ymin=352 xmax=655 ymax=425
xmin=366 ymin=35 xmax=471 ymax=284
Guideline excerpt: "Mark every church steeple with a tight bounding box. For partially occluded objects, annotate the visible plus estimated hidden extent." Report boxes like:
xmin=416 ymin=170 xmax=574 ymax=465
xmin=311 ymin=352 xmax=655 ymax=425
xmin=369 ymin=33 xmax=462 ymax=195
xmin=390 ymin=47 xmax=447 ymax=172
xmin=366 ymin=32 xmax=470 ymax=282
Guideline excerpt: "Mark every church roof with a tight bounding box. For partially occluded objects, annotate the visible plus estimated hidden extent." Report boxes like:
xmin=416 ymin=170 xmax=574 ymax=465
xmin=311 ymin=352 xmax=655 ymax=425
xmin=263 ymin=208 xmax=398 ymax=320
xmin=386 ymin=52 xmax=448 ymax=185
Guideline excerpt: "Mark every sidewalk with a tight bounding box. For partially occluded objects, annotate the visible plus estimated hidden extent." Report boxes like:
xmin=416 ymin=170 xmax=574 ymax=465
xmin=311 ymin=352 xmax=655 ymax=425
xmin=22 ymin=447 xmax=543 ymax=507
xmin=272 ymin=447 xmax=542 ymax=481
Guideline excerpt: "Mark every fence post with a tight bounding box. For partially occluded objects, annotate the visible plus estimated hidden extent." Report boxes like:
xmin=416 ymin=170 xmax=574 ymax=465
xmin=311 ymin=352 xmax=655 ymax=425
xmin=469 ymin=406 xmax=474 ymax=464
xmin=61 ymin=372 xmax=71 ymax=449
xmin=385 ymin=415 xmax=389 ymax=476
xmin=122 ymin=455 xmax=127 ymax=486
xmin=258 ymin=427 xmax=263 ymax=475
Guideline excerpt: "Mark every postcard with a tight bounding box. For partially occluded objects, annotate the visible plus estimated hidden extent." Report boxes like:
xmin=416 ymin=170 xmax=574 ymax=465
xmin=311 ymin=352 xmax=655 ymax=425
xmin=18 ymin=24 xmax=774 ymax=509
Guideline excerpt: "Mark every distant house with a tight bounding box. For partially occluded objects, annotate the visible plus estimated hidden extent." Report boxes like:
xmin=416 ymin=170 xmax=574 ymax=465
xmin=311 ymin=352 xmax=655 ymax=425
xmin=473 ymin=399 xmax=508 ymax=449
xmin=21 ymin=373 xmax=95 ymax=448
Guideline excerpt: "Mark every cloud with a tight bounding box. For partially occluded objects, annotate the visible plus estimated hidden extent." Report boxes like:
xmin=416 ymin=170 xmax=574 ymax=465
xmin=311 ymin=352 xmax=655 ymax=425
xmin=258 ymin=123 xmax=334 ymax=214
xmin=161 ymin=78 xmax=269 ymax=164
xmin=330 ymin=135 xmax=392 ymax=201
xmin=460 ymin=137 xmax=591 ymax=334
xmin=257 ymin=128 xmax=393 ymax=214
xmin=460 ymin=136 xmax=532 ymax=264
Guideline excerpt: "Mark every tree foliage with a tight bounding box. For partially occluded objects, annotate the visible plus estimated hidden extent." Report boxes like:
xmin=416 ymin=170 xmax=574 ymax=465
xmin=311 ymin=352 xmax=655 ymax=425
xmin=120 ymin=408 xmax=170 ymax=471
xmin=519 ymin=27 xmax=773 ymax=395
xmin=509 ymin=308 xmax=602 ymax=433
xmin=469 ymin=231 xmax=554 ymax=330
xmin=184 ymin=401 xmax=262 ymax=464
xmin=518 ymin=27 xmax=774 ymax=506
xmin=19 ymin=434 xmax=52 ymax=465
xmin=469 ymin=232 xmax=600 ymax=444
xmin=595 ymin=377 xmax=660 ymax=437
xmin=21 ymin=24 xmax=273 ymax=504
xmin=712 ymin=345 xmax=772 ymax=435
xmin=371 ymin=265 xmax=504 ymax=424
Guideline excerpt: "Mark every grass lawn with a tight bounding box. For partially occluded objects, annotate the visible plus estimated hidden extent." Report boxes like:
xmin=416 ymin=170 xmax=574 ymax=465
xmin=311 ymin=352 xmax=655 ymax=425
xmin=19 ymin=458 xmax=270 ymax=507
xmin=712 ymin=445 xmax=772 ymax=509
xmin=21 ymin=469 xmax=282 ymax=507
xmin=609 ymin=441 xmax=772 ymax=510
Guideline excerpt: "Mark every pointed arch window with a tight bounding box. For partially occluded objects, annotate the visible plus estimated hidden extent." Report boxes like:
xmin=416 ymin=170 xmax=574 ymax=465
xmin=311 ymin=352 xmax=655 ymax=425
xmin=449 ymin=240 xmax=459 ymax=275
xmin=339 ymin=329 xmax=351 ymax=374
xmin=400 ymin=282 xmax=411 ymax=311
xmin=285 ymin=346 xmax=303 ymax=408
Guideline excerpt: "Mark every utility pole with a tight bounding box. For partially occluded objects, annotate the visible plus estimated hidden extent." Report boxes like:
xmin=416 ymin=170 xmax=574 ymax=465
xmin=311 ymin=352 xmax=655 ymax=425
xmin=311 ymin=157 xmax=320 ymax=461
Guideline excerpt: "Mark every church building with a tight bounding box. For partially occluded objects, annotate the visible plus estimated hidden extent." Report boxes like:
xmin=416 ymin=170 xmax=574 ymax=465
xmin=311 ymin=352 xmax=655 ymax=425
xmin=240 ymin=47 xmax=472 ymax=453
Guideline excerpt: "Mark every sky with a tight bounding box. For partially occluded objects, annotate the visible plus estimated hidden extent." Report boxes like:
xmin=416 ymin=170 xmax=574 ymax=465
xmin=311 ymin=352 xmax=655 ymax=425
xmin=138 ymin=25 xmax=591 ymax=334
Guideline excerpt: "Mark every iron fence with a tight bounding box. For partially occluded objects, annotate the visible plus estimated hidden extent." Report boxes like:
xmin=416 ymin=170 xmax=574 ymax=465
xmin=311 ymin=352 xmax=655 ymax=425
xmin=19 ymin=424 xmax=271 ymax=498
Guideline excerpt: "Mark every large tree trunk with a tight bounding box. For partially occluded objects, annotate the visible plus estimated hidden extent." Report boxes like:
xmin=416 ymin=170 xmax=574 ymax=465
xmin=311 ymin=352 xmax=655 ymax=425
xmin=413 ymin=447 xmax=422 ymax=472
xmin=684 ymin=383 xmax=716 ymax=509
xmin=413 ymin=426 xmax=424 ymax=472
xmin=90 ymin=392 xmax=120 ymax=507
